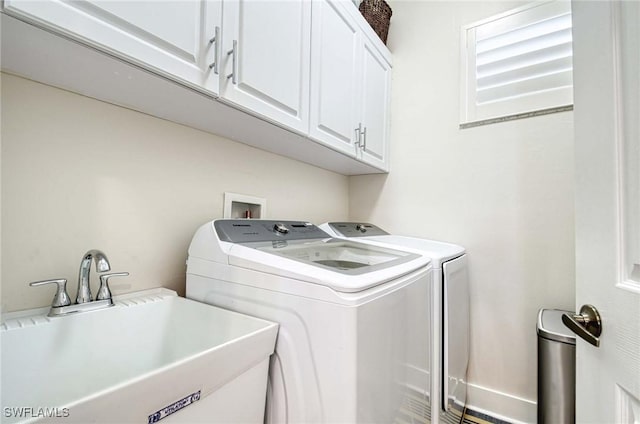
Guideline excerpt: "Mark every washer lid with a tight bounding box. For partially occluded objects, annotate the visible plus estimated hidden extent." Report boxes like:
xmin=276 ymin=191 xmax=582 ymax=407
xmin=226 ymin=239 xmax=430 ymax=293
xmin=210 ymin=219 xmax=430 ymax=292
xmin=244 ymin=239 xmax=421 ymax=276
xmin=537 ymin=309 xmax=576 ymax=345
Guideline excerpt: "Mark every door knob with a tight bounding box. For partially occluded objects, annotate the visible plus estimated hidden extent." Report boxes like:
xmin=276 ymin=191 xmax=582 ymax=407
xmin=562 ymin=304 xmax=602 ymax=347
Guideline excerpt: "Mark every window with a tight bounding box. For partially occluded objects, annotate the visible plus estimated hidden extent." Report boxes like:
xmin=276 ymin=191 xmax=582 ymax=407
xmin=460 ymin=1 xmax=573 ymax=127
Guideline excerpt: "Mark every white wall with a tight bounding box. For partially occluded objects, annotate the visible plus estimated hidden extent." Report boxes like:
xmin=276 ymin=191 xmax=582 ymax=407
xmin=349 ymin=2 xmax=575 ymax=422
xmin=1 ymin=73 xmax=349 ymax=312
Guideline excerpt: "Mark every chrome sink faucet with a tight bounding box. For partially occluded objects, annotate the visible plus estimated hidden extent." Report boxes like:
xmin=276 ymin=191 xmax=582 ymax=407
xmin=29 ymin=249 xmax=129 ymax=317
xmin=77 ymin=249 xmax=111 ymax=303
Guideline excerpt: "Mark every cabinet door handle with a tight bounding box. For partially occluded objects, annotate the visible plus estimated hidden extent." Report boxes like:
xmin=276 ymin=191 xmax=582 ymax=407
xmin=227 ymin=40 xmax=238 ymax=85
xmin=354 ymin=123 xmax=363 ymax=148
xmin=361 ymin=126 xmax=367 ymax=150
xmin=208 ymin=26 xmax=220 ymax=74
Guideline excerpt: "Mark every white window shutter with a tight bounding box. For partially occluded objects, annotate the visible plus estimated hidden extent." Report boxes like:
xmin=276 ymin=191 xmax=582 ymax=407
xmin=461 ymin=1 xmax=573 ymax=125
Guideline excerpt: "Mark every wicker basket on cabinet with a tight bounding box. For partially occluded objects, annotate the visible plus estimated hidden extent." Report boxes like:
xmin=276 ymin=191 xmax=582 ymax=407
xmin=358 ymin=0 xmax=392 ymax=44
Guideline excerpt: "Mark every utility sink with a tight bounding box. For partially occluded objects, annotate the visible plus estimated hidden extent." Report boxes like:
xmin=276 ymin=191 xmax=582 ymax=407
xmin=1 ymin=288 xmax=278 ymax=423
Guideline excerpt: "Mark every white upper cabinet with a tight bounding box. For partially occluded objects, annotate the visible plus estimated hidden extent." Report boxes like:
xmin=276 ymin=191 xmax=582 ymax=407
xmin=358 ymin=39 xmax=391 ymax=170
xmin=220 ymin=0 xmax=311 ymax=133
xmin=309 ymin=0 xmax=391 ymax=170
xmin=309 ymin=0 xmax=360 ymax=157
xmin=2 ymin=0 xmax=391 ymax=174
xmin=3 ymin=0 xmax=222 ymax=95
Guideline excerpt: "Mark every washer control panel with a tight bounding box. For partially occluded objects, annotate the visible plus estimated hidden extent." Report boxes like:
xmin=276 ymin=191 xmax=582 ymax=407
xmin=327 ymin=222 xmax=390 ymax=238
xmin=215 ymin=220 xmax=330 ymax=243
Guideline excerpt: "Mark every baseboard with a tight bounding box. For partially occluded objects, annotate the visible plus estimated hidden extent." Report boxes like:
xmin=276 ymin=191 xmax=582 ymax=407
xmin=465 ymin=382 xmax=536 ymax=424
xmin=405 ymin=363 xmax=430 ymax=396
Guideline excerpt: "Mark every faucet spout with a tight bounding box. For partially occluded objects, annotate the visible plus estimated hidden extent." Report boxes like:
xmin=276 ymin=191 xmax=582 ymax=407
xmin=77 ymin=249 xmax=111 ymax=304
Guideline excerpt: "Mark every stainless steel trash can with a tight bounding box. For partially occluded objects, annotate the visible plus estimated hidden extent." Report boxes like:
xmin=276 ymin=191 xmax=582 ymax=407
xmin=537 ymin=309 xmax=576 ymax=424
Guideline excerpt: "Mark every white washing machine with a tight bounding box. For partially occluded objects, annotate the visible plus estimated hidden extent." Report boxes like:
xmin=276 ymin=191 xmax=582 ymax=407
xmin=320 ymin=222 xmax=469 ymax=424
xmin=186 ymin=220 xmax=433 ymax=424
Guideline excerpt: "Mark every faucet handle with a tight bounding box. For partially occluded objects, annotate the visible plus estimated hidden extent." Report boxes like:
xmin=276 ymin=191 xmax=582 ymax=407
xmin=29 ymin=278 xmax=72 ymax=308
xmin=97 ymin=272 xmax=129 ymax=301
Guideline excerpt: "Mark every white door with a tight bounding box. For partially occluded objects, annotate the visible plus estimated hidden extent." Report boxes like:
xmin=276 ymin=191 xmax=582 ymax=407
xmin=571 ymin=1 xmax=640 ymax=422
xmin=3 ymin=0 xmax=221 ymax=95
xmin=359 ymin=38 xmax=391 ymax=171
xmin=309 ymin=0 xmax=360 ymax=157
xmin=220 ymin=0 xmax=310 ymax=133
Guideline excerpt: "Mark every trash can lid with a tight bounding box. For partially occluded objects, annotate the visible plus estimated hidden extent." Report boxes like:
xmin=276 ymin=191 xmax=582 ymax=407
xmin=537 ymin=309 xmax=576 ymax=345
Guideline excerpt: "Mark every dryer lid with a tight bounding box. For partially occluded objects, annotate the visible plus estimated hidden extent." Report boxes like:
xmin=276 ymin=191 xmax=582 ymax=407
xmin=320 ymin=223 xmax=465 ymax=266
xmin=364 ymin=235 xmax=465 ymax=265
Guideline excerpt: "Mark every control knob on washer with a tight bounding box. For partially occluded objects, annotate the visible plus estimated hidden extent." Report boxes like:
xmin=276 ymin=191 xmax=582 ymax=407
xmin=356 ymin=224 xmax=367 ymax=233
xmin=273 ymin=223 xmax=289 ymax=234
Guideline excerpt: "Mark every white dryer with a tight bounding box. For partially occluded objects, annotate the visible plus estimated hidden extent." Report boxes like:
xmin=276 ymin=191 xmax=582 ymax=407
xmin=320 ymin=222 xmax=469 ymax=424
xmin=186 ymin=220 xmax=433 ymax=424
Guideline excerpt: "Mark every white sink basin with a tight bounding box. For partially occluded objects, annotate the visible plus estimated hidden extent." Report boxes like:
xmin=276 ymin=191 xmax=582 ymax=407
xmin=1 ymin=288 xmax=278 ymax=423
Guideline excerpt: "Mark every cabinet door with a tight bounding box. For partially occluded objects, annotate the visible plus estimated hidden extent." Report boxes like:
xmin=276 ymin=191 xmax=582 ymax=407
xmin=3 ymin=0 xmax=221 ymax=95
xmin=220 ymin=0 xmax=310 ymax=133
xmin=309 ymin=0 xmax=360 ymax=157
xmin=359 ymin=38 xmax=391 ymax=170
